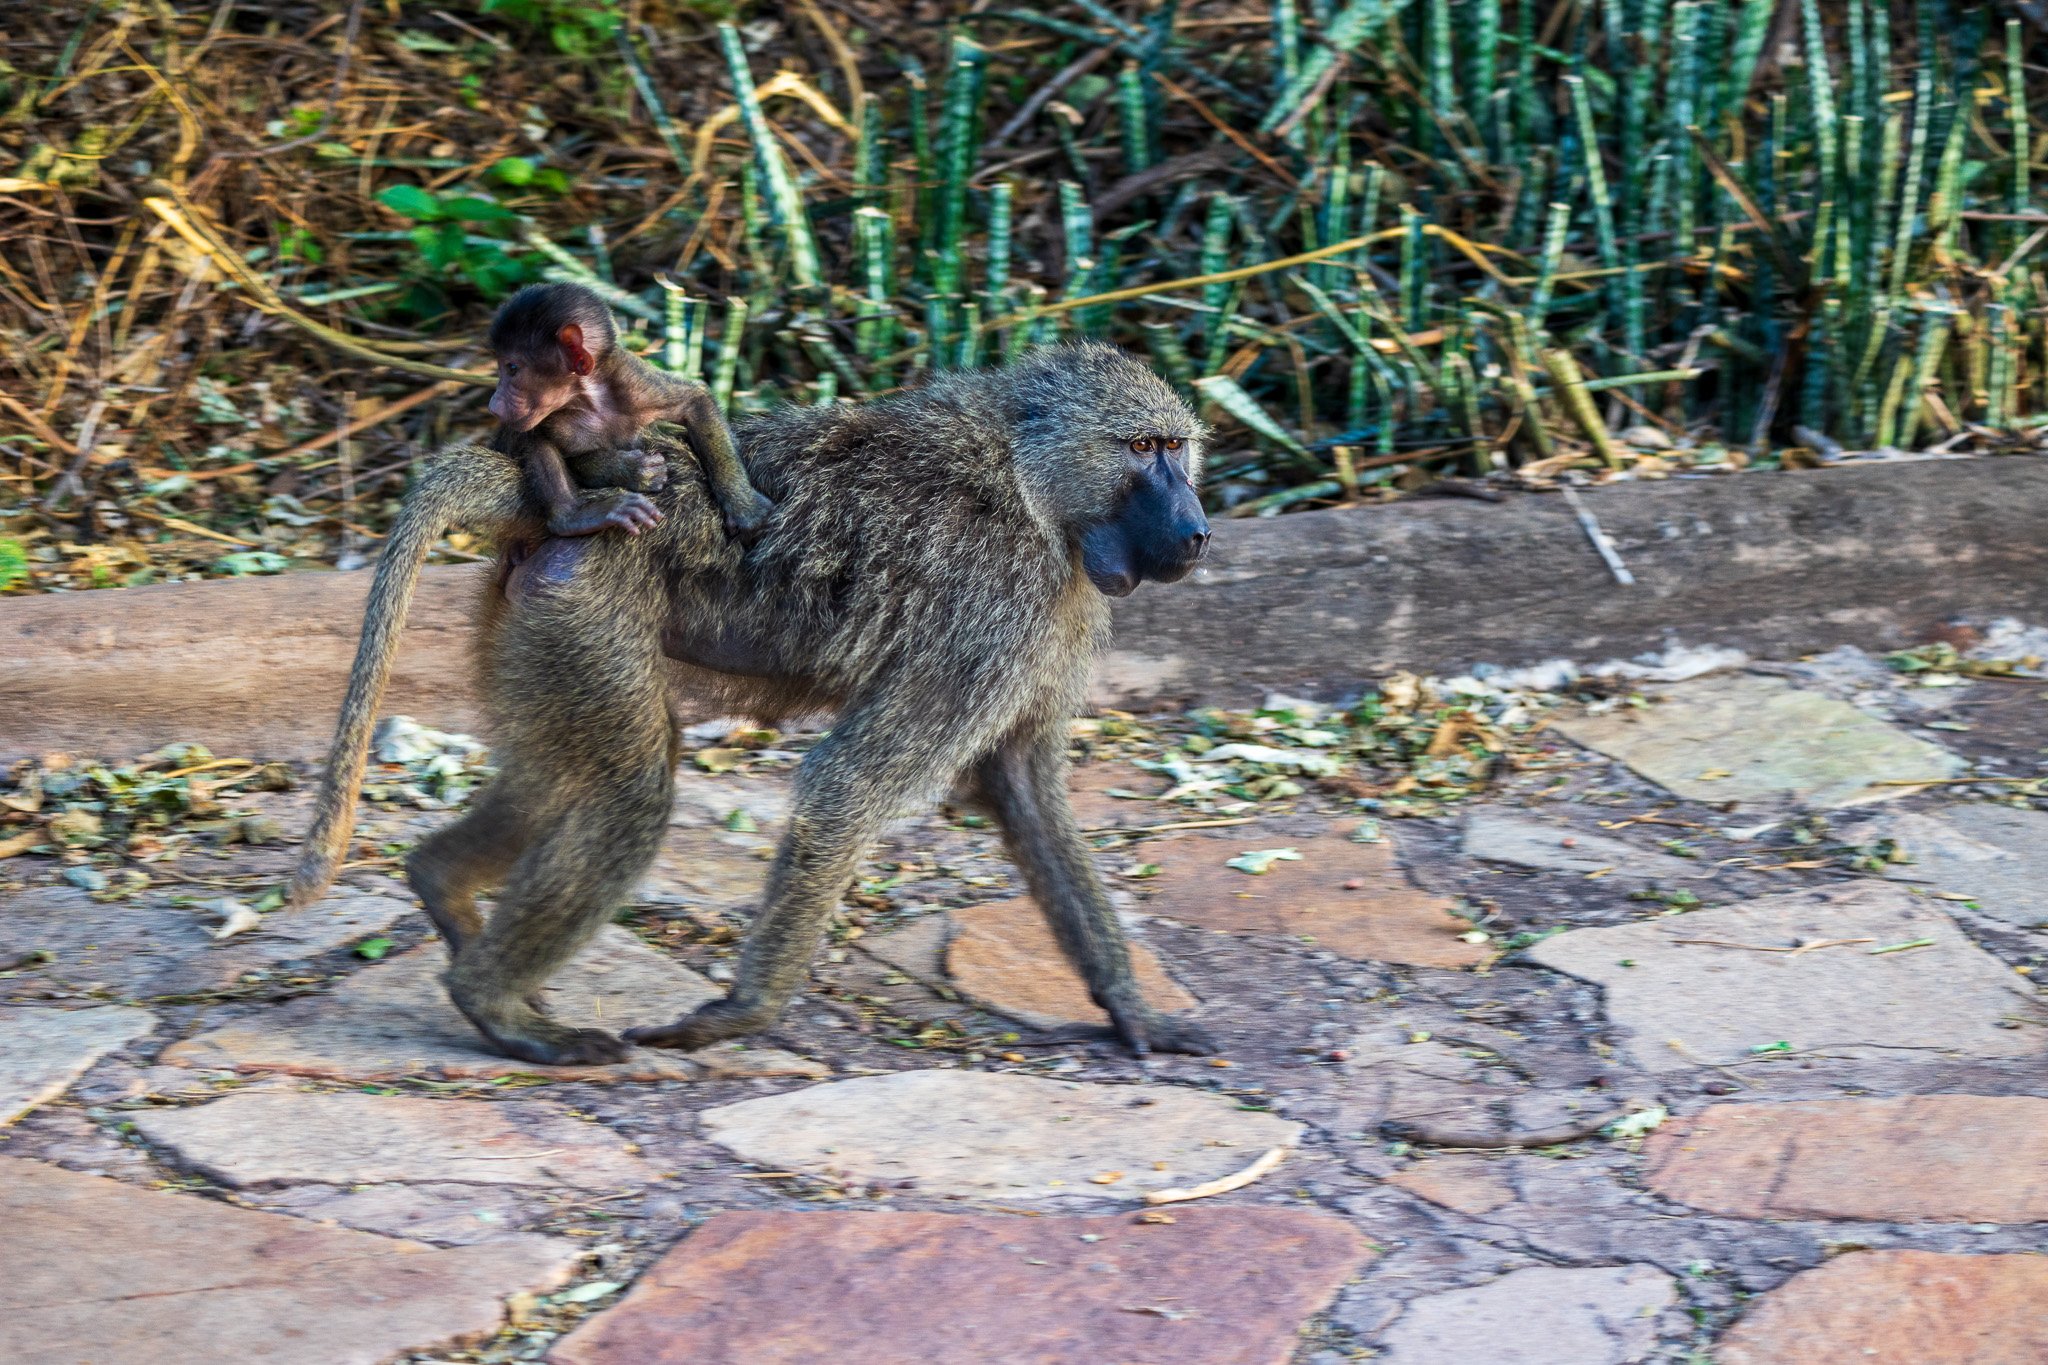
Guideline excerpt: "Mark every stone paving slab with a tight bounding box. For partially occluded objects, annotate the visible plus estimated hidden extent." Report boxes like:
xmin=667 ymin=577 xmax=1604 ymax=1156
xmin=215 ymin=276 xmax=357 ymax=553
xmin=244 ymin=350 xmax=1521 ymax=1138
xmin=551 ymin=1207 xmax=1370 ymax=1365
xmin=253 ymin=1181 xmax=537 ymax=1245
xmin=1556 ymin=674 xmax=1963 ymax=808
xmin=943 ymin=899 xmax=1196 ymax=1028
xmin=0 ymin=1155 xmax=578 ymax=1365
xmin=700 ymin=1069 xmax=1301 ymax=1201
xmin=1645 ymin=1095 xmax=2048 ymax=1222
xmin=132 ymin=1088 xmax=663 ymax=1190
xmin=1383 ymin=1158 xmax=1517 ymax=1216
xmin=1860 ymin=804 xmax=2048 ymax=929
xmin=1461 ymin=810 xmax=1704 ymax=882
xmin=1715 ymin=1250 xmax=2048 ymax=1365
xmin=0 ymin=886 xmax=411 ymax=999
xmin=1065 ymin=761 xmax=1173 ymax=829
xmin=0 ymin=1004 xmax=154 ymax=1123
xmin=1372 ymin=1265 xmax=1675 ymax=1365
xmin=161 ymin=927 xmax=824 ymax=1082
xmin=1527 ymin=885 xmax=2043 ymax=1072
xmin=1140 ymin=829 xmax=1487 ymax=968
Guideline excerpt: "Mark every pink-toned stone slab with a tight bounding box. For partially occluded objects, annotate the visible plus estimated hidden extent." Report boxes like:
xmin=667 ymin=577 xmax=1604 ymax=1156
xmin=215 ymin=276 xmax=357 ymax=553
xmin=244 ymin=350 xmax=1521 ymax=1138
xmin=161 ymin=926 xmax=823 ymax=1083
xmin=0 ymin=1155 xmax=577 ymax=1365
xmin=1139 ymin=830 xmax=1485 ymax=968
xmin=1646 ymin=1095 xmax=2048 ymax=1222
xmin=1385 ymin=1158 xmax=1517 ymax=1216
xmin=942 ymin=898 xmax=1196 ymax=1028
xmin=552 ymin=1207 xmax=1370 ymax=1365
xmin=132 ymin=1088 xmax=663 ymax=1190
xmin=699 ymin=1069 xmax=1300 ymax=1201
xmin=1715 ymin=1251 xmax=2048 ymax=1365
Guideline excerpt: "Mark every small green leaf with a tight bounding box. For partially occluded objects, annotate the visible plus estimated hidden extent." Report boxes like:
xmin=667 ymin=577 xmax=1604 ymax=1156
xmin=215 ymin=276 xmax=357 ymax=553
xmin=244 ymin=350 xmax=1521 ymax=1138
xmin=0 ymin=538 xmax=27 ymax=591
xmin=1227 ymin=847 xmax=1303 ymax=875
xmin=211 ymin=551 xmax=287 ymax=577
xmin=438 ymin=195 xmax=522 ymax=223
xmin=355 ymin=936 xmax=395 ymax=961
xmin=490 ymin=156 xmax=537 ymax=186
xmin=376 ymin=184 xmax=444 ymax=221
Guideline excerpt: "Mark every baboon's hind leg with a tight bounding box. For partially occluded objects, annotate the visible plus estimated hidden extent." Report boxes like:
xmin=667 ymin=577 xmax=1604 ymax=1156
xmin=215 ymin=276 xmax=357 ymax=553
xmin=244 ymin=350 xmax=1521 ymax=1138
xmin=405 ymin=780 xmax=533 ymax=955
xmin=441 ymin=561 xmax=679 ymax=1067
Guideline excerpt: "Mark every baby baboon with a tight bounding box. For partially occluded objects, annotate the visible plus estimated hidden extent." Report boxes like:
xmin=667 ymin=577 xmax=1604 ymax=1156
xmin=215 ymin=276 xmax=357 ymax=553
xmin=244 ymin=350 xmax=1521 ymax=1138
xmin=297 ymin=343 xmax=1215 ymax=1064
xmin=486 ymin=282 xmax=772 ymax=541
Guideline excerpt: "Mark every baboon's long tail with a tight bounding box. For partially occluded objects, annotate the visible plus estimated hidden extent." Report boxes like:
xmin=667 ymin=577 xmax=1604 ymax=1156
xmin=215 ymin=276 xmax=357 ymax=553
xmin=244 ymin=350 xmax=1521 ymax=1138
xmin=287 ymin=450 xmax=514 ymax=908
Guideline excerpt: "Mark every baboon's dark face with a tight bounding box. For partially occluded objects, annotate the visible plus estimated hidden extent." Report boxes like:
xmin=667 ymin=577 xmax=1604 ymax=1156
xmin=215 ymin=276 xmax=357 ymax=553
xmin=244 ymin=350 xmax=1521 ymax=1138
xmin=1079 ymin=432 xmax=1210 ymax=597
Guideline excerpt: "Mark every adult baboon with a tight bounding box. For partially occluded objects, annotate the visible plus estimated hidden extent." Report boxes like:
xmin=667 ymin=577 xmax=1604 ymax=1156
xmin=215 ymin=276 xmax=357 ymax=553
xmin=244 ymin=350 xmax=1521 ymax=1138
xmin=298 ymin=343 xmax=1215 ymax=1063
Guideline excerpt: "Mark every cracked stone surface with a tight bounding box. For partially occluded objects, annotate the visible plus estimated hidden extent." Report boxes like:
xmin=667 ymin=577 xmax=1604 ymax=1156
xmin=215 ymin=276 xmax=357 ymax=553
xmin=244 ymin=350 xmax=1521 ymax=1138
xmin=1462 ymin=810 xmax=1704 ymax=882
xmin=552 ymin=1207 xmax=1370 ymax=1365
xmin=942 ymin=899 xmax=1196 ymax=1028
xmin=1556 ymin=674 xmax=1964 ymax=807
xmin=700 ymin=1070 xmax=1301 ymax=1200
xmin=1139 ymin=829 xmax=1487 ymax=967
xmin=1527 ymin=884 xmax=2043 ymax=1071
xmin=0 ymin=887 xmax=411 ymax=1000
xmin=0 ymin=1156 xmax=578 ymax=1365
xmin=12 ymin=631 xmax=2048 ymax=1363
xmin=160 ymin=927 xmax=823 ymax=1082
xmin=0 ymin=1004 xmax=154 ymax=1122
xmin=1371 ymin=1265 xmax=1676 ymax=1365
xmin=1645 ymin=1095 xmax=2048 ymax=1222
xmin=132 ymin=1088 xmax=663 ymax=1190
xmin=1715 ymin=1251 xmax=2048 ymax=1365
xmin=1860 ymin=804 xmax=2048 ymax=928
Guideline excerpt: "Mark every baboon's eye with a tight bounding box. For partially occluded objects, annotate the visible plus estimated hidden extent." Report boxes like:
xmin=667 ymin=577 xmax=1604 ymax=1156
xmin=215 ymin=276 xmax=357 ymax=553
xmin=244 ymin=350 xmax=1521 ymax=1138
xmin=1164 ymin=437 xmax=1183 ymax=452
xmin=503 ymin=361 xmax=520 ymax=375
xmin=1129 ymin=435 xmax=1156 ymax=455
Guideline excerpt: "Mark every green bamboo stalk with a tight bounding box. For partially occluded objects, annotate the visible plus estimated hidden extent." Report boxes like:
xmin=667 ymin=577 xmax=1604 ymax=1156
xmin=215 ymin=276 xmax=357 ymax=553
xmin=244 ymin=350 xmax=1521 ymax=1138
xmin=1888 ymin=57 xmax=1933 ymax=300
xmin=853 ymin=92 xmax=885 ymax=211
xmin=1260 ymin=0 xmax=1401 ymax=136
xmin=1142 ymin=321 xmax=1198 ymax=396
xmin=984 ymin=181 xmax=1013 ymax=308
xmin=932 ymin=36 xmax=985 ymax=298
xmin=2011 ymin=20 xmax=2031 ymax=218
xmin=712 ymin=296 xmax=749 ymax=414
xmin=1541 ymin=347 xmax=1623 ymax=468
xmin=1928 ymin=101 xmax=1967 ymax=260
xmin=1565 ymin=75 xmax=1621 ymax=289
xmin=1271 ymin=0 xmax=1301 ymax=93
xmin=614 ymin=29 xmax=693 ymax=183
xmin=1118 ymin=62 xmax=1152 ymax=173
xmin=1531 ymin=200 xmax=1571 ymax=322
xmin=715 ymin=23 xmax=821 ymax=289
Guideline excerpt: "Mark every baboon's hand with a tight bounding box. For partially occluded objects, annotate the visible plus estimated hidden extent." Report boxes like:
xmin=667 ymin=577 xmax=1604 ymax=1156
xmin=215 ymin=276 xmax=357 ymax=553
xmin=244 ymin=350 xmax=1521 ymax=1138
xmin=622 ymin=448 xmax=669 ymax=492
xmin=625 ymin=998 xmax=774 ymax=1051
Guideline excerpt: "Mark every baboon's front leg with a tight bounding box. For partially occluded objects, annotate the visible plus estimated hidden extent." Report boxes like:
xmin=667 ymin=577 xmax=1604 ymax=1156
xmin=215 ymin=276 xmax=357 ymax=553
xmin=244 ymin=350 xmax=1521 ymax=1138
xmin=627 ymin=707 xmax=957 ymax=1051
xmin=971 ymin=723 xmax=1216 ymax=1057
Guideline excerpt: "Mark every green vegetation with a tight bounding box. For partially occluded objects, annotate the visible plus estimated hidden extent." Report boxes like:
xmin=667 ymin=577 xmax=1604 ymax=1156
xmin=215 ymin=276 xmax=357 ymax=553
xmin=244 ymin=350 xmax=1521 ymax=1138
xmin=2 ymin=2 xmax=2045 ymax=586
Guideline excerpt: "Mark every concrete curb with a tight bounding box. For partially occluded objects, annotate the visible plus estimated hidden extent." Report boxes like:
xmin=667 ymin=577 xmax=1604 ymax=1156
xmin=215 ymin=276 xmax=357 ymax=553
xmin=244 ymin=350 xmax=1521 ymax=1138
xmin=4 ymin=458 xmax=2041 ymax=762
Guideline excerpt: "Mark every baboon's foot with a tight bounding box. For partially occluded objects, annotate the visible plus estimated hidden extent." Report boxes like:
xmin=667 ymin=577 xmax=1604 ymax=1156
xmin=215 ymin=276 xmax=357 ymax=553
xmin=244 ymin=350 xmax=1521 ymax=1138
xmin=719 ymin=487 xmax=776 ymax=543
xmin=405 ymin=851 xmax=483 ymax=955
xmin=1090 ymin=995 xmax=1217 ymax=1058
xmin=625 ymin=997 xmax=775 ymax=1051
xmin=620 ymin=447 xmax=669 ymax=493
xmin=448 ymin=986 xmax=630 ymax=1066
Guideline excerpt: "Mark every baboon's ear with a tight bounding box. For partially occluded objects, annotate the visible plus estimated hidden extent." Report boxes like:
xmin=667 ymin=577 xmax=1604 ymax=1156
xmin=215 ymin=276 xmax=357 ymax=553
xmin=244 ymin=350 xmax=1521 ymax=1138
xmin=557 ymin=323 xmax=594 ymax=377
